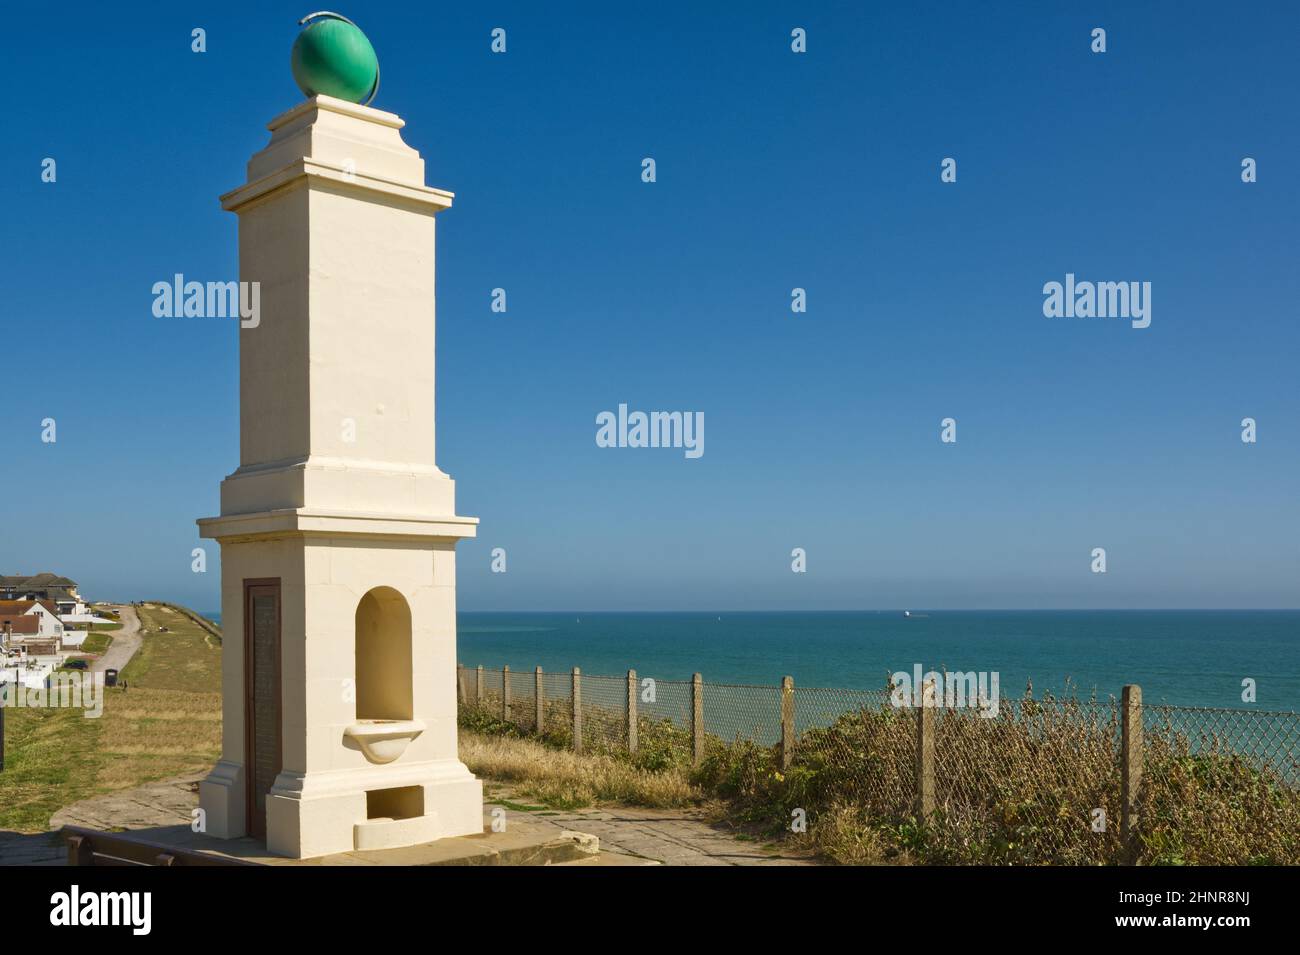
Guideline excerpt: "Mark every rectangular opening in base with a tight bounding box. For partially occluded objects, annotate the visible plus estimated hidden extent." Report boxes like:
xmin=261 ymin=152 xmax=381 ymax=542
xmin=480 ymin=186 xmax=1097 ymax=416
xmin=366 ymin=786 xmax=424 ymax=821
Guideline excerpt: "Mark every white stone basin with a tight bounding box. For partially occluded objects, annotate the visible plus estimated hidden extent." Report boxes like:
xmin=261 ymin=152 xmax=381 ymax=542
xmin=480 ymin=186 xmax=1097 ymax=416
xmin=344 ymin=718 xmax=426 ymax=763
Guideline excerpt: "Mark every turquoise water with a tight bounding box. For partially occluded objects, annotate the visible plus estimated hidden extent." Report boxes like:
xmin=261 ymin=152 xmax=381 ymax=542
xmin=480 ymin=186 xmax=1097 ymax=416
xmin=205 ymin=609 xmax=1300 ymax=710
xmin=456 ymin=611 xmax=1300 ymax=712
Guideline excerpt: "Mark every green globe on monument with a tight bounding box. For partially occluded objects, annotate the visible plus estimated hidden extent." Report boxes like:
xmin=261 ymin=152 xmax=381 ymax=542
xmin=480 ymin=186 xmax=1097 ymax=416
xmin=291 ymin=12 xmax=380 ymax=105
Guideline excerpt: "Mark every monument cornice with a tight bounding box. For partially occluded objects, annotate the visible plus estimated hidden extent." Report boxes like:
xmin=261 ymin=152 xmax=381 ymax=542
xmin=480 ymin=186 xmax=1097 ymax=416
xmin=220 ymin=158 xmax=454 ymax=215
xmin=224 ymin=454 xmax=453 ymax=480
xmin=198 ymin=507 xmax=478 ymax=543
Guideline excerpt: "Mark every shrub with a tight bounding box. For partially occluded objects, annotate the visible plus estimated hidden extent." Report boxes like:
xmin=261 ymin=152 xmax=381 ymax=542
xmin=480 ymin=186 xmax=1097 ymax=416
xmin=458 ymin=681 xmax=1297 ymax=864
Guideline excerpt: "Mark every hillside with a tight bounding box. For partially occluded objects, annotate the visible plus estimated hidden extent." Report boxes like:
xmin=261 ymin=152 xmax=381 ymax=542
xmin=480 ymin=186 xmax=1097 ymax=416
xmin=0 ymin=603 xmax=222 ymax=833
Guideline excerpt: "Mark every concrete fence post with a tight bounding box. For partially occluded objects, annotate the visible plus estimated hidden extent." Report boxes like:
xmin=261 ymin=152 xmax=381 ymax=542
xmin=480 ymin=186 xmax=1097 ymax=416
xmin=1121 ymin=684 xmax=1143 ymax=863
xmin=627 ymin=669 xmax=638 ymax=754
xmin=572 ymin=667 xmax=582 ymax=753
xmin=691 ymin=673 xmax=704 ymax=766
xmin=534 ymin=666 xmax=544 ymax=734
xmin=456 ymin=664 xmax=465 ymax=707
xmin=779 ymin=676 xmax=795 ymax=771
xmin=502 ymin=665 xmax=511 ymax=722
xmin=475 ymin=664 xmax=484 ymax=707
xmin=916 ymin=677 xmax=936 ymax=819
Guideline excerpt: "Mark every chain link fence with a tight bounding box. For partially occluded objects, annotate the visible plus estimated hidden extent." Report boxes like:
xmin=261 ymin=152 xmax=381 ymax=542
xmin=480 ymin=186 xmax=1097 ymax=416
xmin=457 ymin=664 xmax=1299 ymax=864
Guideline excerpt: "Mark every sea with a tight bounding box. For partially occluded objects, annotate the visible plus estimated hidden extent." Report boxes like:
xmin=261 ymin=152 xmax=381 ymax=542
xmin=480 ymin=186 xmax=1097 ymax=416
xmin=205 ymin=610 xmax=1300 ymax=712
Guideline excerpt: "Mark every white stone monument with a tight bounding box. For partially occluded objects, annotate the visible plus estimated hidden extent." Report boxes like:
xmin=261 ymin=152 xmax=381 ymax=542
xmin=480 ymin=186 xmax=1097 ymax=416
xmin=196 ymin=84 xmax=482 ymax=858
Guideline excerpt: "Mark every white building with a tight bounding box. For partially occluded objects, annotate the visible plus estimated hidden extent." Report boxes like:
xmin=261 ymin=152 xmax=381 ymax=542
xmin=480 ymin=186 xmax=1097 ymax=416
xmin=30 ymin=601 xmax=64 ymax=638
xmin=2 ymin=599 xmax=65 ymax=653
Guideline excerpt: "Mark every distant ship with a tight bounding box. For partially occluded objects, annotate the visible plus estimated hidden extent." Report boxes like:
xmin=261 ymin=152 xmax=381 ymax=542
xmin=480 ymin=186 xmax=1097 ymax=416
xmin=903 ymin=610 xmax=930 ymax=619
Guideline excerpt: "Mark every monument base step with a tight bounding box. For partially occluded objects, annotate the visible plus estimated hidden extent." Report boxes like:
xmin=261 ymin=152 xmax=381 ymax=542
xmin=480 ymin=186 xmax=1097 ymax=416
xmin=57 ymin=818 xmax=605 ymax=867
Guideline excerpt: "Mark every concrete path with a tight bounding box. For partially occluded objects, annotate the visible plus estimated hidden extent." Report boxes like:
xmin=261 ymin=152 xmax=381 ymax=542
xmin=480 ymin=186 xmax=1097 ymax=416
xmin=90 ymin=605 xmax=141 ymax=675
xmin=7 ymin=775 xmax=820 ymax=867
xmin=41 ymin=777 xmax=648 ymax=867
xmin=51 ymin=776 xmax=196 ymax=833
xmin=484 ymin=783 xmax=819 ymax=866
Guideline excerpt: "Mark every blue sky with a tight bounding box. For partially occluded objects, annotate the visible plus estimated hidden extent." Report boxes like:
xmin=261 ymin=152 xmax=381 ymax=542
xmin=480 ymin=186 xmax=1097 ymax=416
xmin=2 ymin=1 xmax=1297 ymax=611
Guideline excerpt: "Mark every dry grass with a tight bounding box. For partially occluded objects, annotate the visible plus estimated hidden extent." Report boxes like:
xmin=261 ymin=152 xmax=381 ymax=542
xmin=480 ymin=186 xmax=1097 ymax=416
xmin=458 ymin=729 xmax=698 ymax=809
xmin=95 ymin=686 xmax=222 ymax=787
xmin=802 ymin=802 xmax=897 ymax=865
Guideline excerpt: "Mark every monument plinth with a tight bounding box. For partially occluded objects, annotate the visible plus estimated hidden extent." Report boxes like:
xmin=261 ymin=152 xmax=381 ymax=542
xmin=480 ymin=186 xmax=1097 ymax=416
xmin=197 ymin=87 xmax=482 ymax=858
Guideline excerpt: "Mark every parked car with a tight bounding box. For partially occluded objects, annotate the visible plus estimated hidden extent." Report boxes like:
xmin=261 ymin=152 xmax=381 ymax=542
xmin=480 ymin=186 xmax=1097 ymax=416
xmin=105 ymin=668 xmax=119 ymax=687
xmin=64 ymin=659 xmax=88 ymax=670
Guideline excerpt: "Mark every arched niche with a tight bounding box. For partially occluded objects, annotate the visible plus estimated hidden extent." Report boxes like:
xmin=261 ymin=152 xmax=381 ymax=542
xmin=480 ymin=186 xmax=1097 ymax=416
xmin=354 ymin=587 xmax=413 ymax=722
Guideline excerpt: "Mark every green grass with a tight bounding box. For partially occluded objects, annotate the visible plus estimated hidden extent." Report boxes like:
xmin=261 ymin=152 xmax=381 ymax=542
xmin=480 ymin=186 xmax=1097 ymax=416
xmin=492 ymin=798 xmax=550 ymax=813
xmin=0 ymin=706 xmax=103 ymax=833
xmin=125 ymin=605 xmax=222 ymax=693
xmin=78 ymin=632 xmax=113 ymax=655
xmin=0 ymin=603 xmax=223 ymax=833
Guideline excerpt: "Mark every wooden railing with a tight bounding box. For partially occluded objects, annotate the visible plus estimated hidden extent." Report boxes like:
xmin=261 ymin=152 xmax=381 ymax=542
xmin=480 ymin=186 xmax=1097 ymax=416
xmin=61 ymin=826 xmax=259 ymax=867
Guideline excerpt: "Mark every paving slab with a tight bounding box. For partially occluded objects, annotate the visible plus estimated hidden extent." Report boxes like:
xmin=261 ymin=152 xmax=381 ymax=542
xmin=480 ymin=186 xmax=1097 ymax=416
xmin=16 ymin=772 xmax=822 ymax=867
xmin=38 ymin=776 xmax=603 ymax=867
xmin=484 ymin=784 xmax=820 ymax=866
